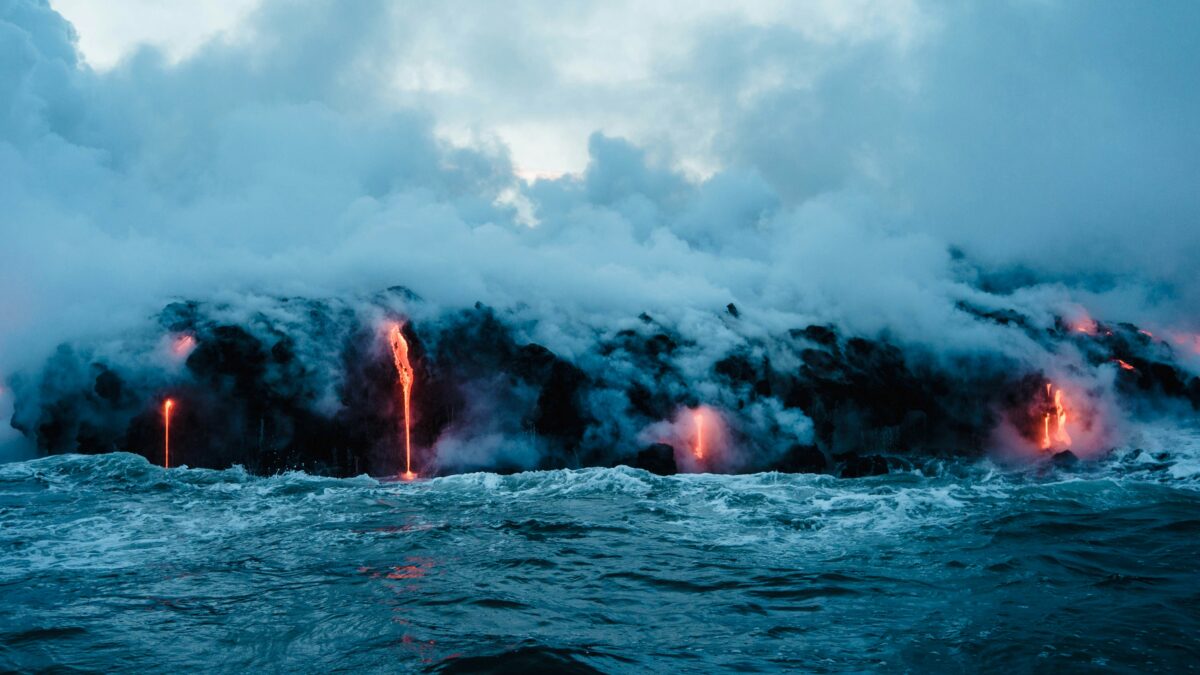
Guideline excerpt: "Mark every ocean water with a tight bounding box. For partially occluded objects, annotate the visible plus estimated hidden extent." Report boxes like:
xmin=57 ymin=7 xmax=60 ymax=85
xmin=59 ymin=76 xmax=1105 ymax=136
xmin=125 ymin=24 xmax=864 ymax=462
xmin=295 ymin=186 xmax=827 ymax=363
xmin=2 ymin=446 xmax=1199 ymax=673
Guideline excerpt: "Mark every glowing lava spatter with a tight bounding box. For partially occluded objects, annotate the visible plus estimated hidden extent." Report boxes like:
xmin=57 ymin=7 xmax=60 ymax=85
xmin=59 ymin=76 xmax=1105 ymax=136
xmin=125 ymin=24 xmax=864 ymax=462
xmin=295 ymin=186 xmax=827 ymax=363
xmin=1040 ymin=383 xmax=1071 ymax=451
xmin=388 ymin=323 xmax=416 ymax=480
xmin=163 ymin=399 xmax=175 ymax=468
xmin=1114 ymin=359 xmax=1136 ymax=372
xmin=692 ymin=409 xmax=705 ymax=460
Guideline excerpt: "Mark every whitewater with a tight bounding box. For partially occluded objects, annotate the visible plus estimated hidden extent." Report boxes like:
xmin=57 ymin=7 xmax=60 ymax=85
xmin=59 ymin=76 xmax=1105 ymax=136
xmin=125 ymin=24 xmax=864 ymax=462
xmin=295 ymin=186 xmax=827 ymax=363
xmin=3 ymin=437 xmax=1199 ymax=673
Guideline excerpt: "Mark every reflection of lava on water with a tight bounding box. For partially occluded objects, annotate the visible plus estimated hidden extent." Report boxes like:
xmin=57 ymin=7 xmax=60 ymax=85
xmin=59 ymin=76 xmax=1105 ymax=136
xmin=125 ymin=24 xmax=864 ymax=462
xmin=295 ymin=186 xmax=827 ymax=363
xmin=359 ymin=556 xmax=438 ymax=587
xmin=386 ymin=562 xmax=431 ymax=580
xmin=358 ymin=556 xmax=443 ymax=663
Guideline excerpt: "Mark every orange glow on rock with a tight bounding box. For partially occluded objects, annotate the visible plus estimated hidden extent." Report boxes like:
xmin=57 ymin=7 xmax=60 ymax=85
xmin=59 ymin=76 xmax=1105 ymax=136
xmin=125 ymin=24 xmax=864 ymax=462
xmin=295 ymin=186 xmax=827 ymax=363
xmin=1069 ymin=315 xmax=1098 ymax=335
xmin=163 ymin=399 xmax=175 ymax=468
xmin=388 ymin=323 xmax=416 ymax=480
xmin=1167 ymin=332 xmax=1200 ymax=356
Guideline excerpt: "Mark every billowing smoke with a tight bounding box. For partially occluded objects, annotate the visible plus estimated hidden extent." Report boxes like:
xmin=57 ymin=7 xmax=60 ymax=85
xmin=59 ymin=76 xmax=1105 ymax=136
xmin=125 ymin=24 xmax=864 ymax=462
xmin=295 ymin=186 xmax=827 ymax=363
xmin=2 ymin=1 xmax=1198 ymax=472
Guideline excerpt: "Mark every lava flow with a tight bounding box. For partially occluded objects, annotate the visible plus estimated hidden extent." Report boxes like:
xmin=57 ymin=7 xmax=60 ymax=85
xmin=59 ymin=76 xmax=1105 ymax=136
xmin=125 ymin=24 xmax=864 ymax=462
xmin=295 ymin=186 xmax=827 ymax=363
xmin=1040 ymin=383 xmax=1071 ymax=451
xmin=692 ymin=409 xmax=705 ymax=460
xmin=171 ymin=334 xmax=196 ymax=358
xmin=163 ymin=398 xmax=175 ymax=468
xmin=388 ymin=323 xmax=416 ymax=480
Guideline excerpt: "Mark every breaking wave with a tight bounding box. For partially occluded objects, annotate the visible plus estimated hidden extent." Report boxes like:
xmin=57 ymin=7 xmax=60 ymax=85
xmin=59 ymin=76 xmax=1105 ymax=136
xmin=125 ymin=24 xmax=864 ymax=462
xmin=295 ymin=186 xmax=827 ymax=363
xmin=3 ymin=448 xmax=1199 ymax=672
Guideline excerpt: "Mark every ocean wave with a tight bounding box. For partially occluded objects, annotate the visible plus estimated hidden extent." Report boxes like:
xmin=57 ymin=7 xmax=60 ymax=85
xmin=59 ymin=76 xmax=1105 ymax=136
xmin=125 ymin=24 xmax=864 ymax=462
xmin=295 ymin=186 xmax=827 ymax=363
xmin=2 ymin=448 xmax=1198 ymax=672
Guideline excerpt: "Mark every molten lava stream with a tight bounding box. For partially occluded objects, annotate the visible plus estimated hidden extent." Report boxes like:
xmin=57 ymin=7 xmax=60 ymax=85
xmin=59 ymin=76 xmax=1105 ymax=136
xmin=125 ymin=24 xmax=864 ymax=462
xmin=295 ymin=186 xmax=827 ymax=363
xmin=1040 ymin=383 xmax=1071 ymax=451
xmin=692 ymin=409 xmax=705 ymax=460
xmin=388 ymin=323 xmax=416 ymax=480
xmin=163 ymin=398 xmax=175 ymax=468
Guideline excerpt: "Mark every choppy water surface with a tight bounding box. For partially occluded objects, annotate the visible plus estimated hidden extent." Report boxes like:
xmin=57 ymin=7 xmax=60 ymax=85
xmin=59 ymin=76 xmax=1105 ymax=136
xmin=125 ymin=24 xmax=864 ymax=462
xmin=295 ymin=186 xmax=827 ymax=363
xmin=2 ymin=446 xmax=1199 ymax=673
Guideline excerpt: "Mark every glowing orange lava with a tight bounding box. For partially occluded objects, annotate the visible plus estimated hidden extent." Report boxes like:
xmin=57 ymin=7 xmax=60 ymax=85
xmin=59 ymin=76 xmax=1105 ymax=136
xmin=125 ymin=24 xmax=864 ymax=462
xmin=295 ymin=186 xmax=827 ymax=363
xmin=1114 ymin=359 xmax=1136 ymax=372
xmin=692 ymin=409 xmax=705 ymax=460
xmin=388 ymin=323 xmax=416 ymax=480
xmin=1069 ymin=316 xmax=1098 ymax=335
xmin=1040 ymin=383 xmax=1071 ymax=451
xmin=163 ymin=399 xmax=175 ymax=468
xmin=171 ymin=334 xmax=196 ymax=357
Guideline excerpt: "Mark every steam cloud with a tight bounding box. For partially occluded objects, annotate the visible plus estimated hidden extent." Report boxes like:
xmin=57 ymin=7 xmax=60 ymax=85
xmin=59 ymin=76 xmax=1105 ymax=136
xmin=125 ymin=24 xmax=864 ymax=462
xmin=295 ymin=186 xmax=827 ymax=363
xmin=2 ymin=0 xmax=1198 ymax=471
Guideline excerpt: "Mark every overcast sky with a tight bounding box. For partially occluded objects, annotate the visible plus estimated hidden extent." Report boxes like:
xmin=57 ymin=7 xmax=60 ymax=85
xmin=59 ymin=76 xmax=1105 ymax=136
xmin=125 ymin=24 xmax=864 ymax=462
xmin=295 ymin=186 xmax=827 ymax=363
xmin=50 ymin=0 xmax=928 ymax=178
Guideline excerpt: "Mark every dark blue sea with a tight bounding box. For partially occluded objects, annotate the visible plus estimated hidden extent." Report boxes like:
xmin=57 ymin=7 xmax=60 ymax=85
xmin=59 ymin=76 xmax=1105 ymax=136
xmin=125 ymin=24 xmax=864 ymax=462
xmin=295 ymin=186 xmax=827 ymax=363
xmin=2 ymin=444 xmax=1199 ymax=673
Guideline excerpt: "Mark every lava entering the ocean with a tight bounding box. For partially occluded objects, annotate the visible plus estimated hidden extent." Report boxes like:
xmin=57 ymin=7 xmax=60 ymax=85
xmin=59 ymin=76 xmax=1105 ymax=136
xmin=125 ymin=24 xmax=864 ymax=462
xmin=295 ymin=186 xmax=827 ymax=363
xmin=692 ymin=409 xmax=705 ymax=460
xmin=163 ymin=398 xmax=175 ymax=468
xmin=1040 ymin=383 xmax=1072 ymax=451
xmin=388 ymin=323 xmax=416 ymax=480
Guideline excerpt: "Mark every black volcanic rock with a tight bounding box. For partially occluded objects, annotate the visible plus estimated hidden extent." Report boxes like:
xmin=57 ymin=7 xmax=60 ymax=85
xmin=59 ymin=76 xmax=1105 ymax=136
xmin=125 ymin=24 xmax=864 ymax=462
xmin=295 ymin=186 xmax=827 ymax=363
xmin=837 ymin=452 xmax=889 ymax=478
xmin=796 ymin=324 xmax=838 ymax=347
xmin=778 ymin=325 xmax=1007 ymax=460
xmin=954 ymin=300 xmax=1031 ymax=330
xmin=532 ymin=361 xmax=590 ymax=446
xmin=513 ymin=343 xmax=558 ymax=381
xmin=633 ymin=443 xmax=677 ymax=475
xmin=158 ymin=300 xmax=200 ymax=332
xmin=1051 ymin=450 xmax=1079 ymax=467
xmin=93 ymin=366 xmax=126 ymax=406
xmin=771 ymin=443 xmax=827 ymax=473
xmin=14 ymin=295 xmax=1200 ymax=480
xmin=715 ymin=353 xmax=758 ymax=386
xmin=186 ymin=325 xmax=269 ymax=399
